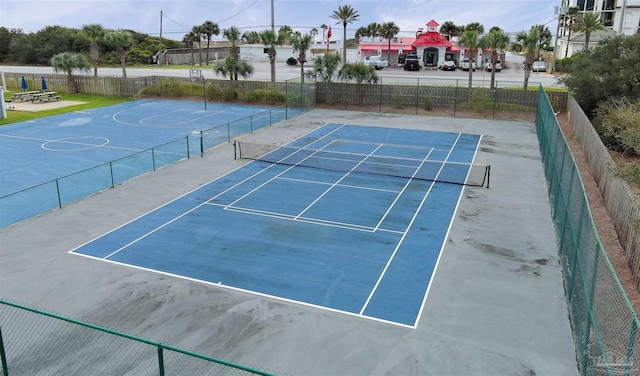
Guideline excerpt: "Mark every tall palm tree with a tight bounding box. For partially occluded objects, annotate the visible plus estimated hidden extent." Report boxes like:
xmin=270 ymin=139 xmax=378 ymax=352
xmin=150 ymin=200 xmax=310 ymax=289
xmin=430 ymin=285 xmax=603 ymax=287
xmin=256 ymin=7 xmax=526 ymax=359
xmin=440 ymin=21 xmax=462 ymax=38
xmin=330 ymin=4 xmax=360 ymax=64
xmin=464 ymin=22 xmax=485 ymax=34
xmin=310 ymin=27 xmax=319 ymax=43
xmin=458 ymin=30 xmax=481 ymax=89
xmin=366 ymin=22 xmax=382 ymax=41
xmin=532 ymin=24 xmax=552 ymax=59
xmin=242 ymin=30 xmax=261 ymax=44
xmin=213 ymin=56 xmax=254 ymax=80
xmin=104 ymin=30 xmax=133 ymax=78
xmin=574 ymin=11 xmax=606 ymax=49
xmin=224 ymin=26 xmax=242 ymax=61
xmin=201 ymin=21 xmax=220 ymax=65
xmin=380 ymin=22 xmax=400 ymax=63
xmin=81 ymin=24 xmax=104 ymax=76
xmin=562 ymin=6 xmax=580 ymax=58
xmin=320 ymin=24 xmax=328 ymax=42
xmin=512 ymin=27 xmax=539 ymax=90
xmin=191 ymin=25 xmax=205 ymax=66
xmin=50 ymin=52 xmax=91 ymax=93
xmin=183 ymin=31 xmax=199 ymax=65
xmin=259 ymin=29 xmax=287 ymax=83
xmin=290 ymin=33 xmax=313 ymax=83
xmin=480 ymin=29 xmax=510 ymax=89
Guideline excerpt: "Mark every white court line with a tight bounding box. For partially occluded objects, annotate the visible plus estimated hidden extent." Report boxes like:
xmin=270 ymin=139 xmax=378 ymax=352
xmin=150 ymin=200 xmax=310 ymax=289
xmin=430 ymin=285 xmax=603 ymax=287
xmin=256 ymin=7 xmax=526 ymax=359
xmin=275 ymin=176 xmax=403 ymax=194
xmin=1 ymin=133 xmax=148 ymax=153
xmin=373 ymin=148 xmax=435 ymax=232
xmin=359 ymin=133 xmax=464 ymax=317
xmin=294 ymin=144 xmax=384 ymax=220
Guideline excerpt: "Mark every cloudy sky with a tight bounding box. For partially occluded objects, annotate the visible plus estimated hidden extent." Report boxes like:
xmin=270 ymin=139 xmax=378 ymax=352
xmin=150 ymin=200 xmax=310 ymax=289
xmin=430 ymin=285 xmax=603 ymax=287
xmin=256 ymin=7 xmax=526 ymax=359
xmin=1 ymin=0 xmax=561 ymax=40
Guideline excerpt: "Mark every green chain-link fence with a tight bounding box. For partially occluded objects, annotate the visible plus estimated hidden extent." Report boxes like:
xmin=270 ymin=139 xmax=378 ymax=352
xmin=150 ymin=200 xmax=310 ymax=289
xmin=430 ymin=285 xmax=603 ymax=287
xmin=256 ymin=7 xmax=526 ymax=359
xmin=0 ymin=299 xmax=275 ymax=376
xmin=536 ymin=86 xmax=640 ymax=375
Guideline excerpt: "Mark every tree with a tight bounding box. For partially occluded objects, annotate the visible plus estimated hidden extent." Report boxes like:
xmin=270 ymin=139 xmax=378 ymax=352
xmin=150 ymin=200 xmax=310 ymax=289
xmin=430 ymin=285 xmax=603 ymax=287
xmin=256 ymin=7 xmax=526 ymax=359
xmin=259 ymin=29 xmax=287 ymax=83
xmin=531 ymin=24 xmax=552 ymax=59
xmin=320 ymin=24 xmax=328 ymax=42
xmin=183 ymin=31 xmax=199 ymax=65
xmin=380 ymin=22 xmax=400 ymax=63
xmin=480 ymin=29 xmax=510 ymax=89
xmin=191 ymin=25 xmax=205 ymax=66
xmin=50 ymin=52 xmax=91 ymax=93
xmin=338 ymin=62 xmax=378 ymax=84
xmin=458 ymin=30 xmax=481 ymax=89
xmin=290 ymin=33 xmax=313 ymax=83
xmin=355 ymin=26 xmax=368 ymax=43
xmin=330 ymin=4 xmax=360 ymax=64
xmin=366 ymin=22 xmax=382 ymax=41
xmin=464 ymin=22 xmax=485 ymax=34
xmin=574 ymin=11 xmax=606 ymax=49
xmin=440 ymin=21 xmax=463 ymax=38
xmin=201 ymin=21 xmax=220 ymax=65
xmin=305 ymin=53 xmax=341 ymax=83
xmin=104 ymin=30 xmax=133 ymax=78
xmin=242 ymin=30 xmax=261 ymax=44
xmin=310 ymin=27 xmax=319 ymax=43
xmin=562 ymin=6 xmax=580 ymax=58
xmin=512 ymin=27 xmax=539 ymax=90
xmin=81 ymin=24 xmax=104 ymax=76
xmin=560 ymin=34 xmax=640 ymax=116
xmin=213 ymin=56 xmax=254 ymax=80
xmin=223 ymin=26 xmax=242 ymax=62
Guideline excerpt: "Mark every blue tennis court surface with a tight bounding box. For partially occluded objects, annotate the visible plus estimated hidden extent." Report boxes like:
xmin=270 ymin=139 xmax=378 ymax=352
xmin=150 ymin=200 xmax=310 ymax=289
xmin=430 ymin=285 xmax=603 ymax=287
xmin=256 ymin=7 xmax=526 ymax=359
xmin=0 ymin=99 xmax=288 ymax=196
xmin=71 ymin=123 xmax=482 ymax=327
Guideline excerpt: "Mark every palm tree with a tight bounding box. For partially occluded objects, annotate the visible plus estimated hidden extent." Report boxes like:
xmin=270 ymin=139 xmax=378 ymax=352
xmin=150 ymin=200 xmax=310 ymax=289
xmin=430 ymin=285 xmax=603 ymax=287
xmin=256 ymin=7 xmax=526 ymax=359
xmin=355 ymin=26 xmax=368 ymax=43
xmin=183 ymin=31 xmax=199 ymax=65
xmin=50 ymin=52 xmax=91 ymax=93
xmin=321 ymin=24 xmax=328 ymax=42
xmin=464 ymin=22 xmax=485 ymax=34
xmin=531 ymin=24 xmax=552 ymax=59
xmin=224 ymin=26 xmax=242 ymax=61
xmin=458 ymin=30 xmax=481 ymax=89
xmin=290 ymin=33 xmax=313 ymax=83
xmin=104 ymin=30 xmax=133 ymax=78
xmin=380 ymin=22 xmax=400 ymax=63
xmin=562 ymin=6 xmax=580 ymax=58
xmin=338 ymin=62 xmax=378 ymax=84
xmin=305 ymin=54 xmax=341 ymax=83
xmin=330 ymin=4 xmax=360 ymax=64
xmin=201 ymin=21 xmax=220 ymax=65
xmin=242 ymin=31 xmax=261 ymax=44
xmin=574 ymin=11 xmax=606 ymax=49
xmin=480 ymin=29 xmax=510 ymax=89
xmin=366 ymin=22 xmax=382 ymax=41
xmin=440 ymin=21 xmax=462 ymax=38
xmin=81 ymin=24 xmax=104 ymax=76
xmin=310 ymin=27 xmax=319 ymax=43
xmin=259 ymin=29 xmax=287 ymax=83
xmin=191 ymin=25 xmax=205 ymax=66
xmin=512 ymin=27 xmax=539 ymax=90
xmin=213 ymin=56 xmax=254 ymax=80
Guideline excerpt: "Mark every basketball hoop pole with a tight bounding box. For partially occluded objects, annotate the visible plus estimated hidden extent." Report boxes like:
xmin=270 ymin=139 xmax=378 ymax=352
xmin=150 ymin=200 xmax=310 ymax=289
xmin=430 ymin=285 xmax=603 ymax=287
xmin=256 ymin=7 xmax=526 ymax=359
xmin=201 ymin=76 xmax=206 ymax=111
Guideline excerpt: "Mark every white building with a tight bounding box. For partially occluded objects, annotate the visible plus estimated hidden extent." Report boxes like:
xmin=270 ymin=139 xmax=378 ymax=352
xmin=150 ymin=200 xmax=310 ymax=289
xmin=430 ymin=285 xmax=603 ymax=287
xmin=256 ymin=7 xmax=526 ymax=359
xmin=556 ymin=0 xmax=640 ymax=58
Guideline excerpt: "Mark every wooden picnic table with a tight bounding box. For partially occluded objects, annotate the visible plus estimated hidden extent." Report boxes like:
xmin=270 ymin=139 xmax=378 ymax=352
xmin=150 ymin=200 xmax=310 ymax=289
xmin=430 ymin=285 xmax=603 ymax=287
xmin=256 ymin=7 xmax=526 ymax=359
xmin=30 ymin=92 xmax=60 ymax=103
xmin=11 ymin=91 xmax=40 ymax=101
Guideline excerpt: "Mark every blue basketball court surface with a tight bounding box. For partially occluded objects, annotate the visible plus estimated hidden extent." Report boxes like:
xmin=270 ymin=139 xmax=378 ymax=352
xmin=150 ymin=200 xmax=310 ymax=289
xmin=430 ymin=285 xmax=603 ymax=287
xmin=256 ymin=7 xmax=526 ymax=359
xmin=0 ymin=99 xmax=288 ymax=196
xmin=71 ymin=123 xmax=482 ymax=327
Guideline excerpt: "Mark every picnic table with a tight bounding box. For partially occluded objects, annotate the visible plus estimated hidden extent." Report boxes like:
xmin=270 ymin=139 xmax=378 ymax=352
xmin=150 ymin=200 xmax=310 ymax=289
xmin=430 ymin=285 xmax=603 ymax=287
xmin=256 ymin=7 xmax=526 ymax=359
xmin=30 ymin=92 xmax=60 ymax=103
xmin=11 ymin=91 xmax=40 ymax=101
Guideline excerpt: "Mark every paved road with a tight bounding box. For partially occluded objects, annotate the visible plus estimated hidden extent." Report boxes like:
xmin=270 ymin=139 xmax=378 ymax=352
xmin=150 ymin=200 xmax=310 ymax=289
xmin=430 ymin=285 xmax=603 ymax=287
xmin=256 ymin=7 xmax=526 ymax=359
xmin=1 ymin=54 xmax=561 ymax=88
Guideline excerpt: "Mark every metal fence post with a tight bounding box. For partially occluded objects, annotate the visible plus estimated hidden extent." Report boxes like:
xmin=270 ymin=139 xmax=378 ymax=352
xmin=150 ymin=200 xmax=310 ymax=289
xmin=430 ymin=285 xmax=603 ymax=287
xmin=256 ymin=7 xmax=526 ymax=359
xmin=0 ymin=326 xmax=9 ymax=376
xmin=157 ymin=345 xmax=165 ymax=376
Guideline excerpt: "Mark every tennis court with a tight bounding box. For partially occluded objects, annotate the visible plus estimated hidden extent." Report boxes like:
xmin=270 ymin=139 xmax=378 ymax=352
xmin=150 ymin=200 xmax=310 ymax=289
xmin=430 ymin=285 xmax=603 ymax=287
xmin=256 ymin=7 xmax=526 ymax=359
xmin=70 ymin=123 xmax=485 ymax=327
xmin=0 ymin=109 xmax=578 ymax=375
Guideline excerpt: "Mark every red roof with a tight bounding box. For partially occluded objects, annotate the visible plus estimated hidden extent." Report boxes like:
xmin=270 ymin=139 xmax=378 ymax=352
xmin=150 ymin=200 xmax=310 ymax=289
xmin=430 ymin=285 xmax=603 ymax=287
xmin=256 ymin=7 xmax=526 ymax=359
xmin=412 ymin=32 xmax=452 ymax=48
xmin=426 ymin=20 xmax=439 ymax=27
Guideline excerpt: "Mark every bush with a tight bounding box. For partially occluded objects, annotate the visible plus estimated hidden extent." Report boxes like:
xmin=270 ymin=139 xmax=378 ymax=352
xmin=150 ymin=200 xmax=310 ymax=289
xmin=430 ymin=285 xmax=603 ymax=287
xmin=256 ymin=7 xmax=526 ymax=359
xmin=246 ymin=90 xmax=286 ymax=103
xmin=470 ymin=89 xmax=492 ymax=111
xmin=286 ymin=57 xmax=298 ymax=66
xmin=594 ymin=98 xmax=640 ymax=154
xmin=423 ymin=95 xmax=433 ymax=111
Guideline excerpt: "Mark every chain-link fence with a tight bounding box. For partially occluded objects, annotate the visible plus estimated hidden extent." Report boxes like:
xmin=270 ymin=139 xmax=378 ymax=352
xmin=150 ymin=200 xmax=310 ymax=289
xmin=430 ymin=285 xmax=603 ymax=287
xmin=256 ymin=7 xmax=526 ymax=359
xmin=0 ymin=299 xmax=274 ymax=376
xmin=536 ymin=86 xmax=640 ymax=376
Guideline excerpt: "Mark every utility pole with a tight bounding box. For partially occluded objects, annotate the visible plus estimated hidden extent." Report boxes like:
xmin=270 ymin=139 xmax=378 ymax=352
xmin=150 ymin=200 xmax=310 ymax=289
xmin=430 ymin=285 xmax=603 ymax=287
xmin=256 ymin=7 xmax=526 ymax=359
xmin=159 ymin=10 xmax=164 ymax=66
xmin=271 ymin=0 xmax=275 ymax=33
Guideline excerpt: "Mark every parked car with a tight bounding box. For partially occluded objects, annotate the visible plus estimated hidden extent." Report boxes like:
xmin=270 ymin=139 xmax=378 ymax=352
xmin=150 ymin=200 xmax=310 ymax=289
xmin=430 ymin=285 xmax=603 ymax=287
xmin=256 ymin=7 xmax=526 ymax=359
xmin=532 ymin=60 xmax=547 ymax=72
xmin=363 ymin=55 xmax=389 ymax=70
xmin=441 ymin=60 xmax=457 ymax=71
xmin=484 ymin=60 xmax=502 ymax=72
xmin=403 ymin=53 xmax=421 ymax=71
xmin=461 ymin=58 xmax=476 ymax=71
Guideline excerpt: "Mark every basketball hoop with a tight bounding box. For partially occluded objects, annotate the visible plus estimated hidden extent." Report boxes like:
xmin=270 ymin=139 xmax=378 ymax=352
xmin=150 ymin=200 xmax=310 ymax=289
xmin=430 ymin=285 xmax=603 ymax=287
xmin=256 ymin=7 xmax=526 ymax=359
xmin=189 ymin=69 xmax=202 ymax=82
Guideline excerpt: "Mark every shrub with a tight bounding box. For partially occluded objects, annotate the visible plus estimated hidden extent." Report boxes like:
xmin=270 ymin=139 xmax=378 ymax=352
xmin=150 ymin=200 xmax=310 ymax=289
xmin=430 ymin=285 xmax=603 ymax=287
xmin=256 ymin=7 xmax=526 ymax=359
xmin=286 ymin=57 xmax=298 ymax=66
xmin=423 ymin=95 xmax=433 ymax=111
xmin=594 ymin=98 xmax=640 ymax=154
xmin=470 ymin=89 xmax=492 ymax=111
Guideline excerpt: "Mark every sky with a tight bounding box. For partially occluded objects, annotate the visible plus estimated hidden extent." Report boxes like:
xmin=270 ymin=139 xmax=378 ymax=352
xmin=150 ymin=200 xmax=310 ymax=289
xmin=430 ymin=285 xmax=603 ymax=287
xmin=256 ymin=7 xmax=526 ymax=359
xmin=0 ymin=0 xmax=561 ymax=41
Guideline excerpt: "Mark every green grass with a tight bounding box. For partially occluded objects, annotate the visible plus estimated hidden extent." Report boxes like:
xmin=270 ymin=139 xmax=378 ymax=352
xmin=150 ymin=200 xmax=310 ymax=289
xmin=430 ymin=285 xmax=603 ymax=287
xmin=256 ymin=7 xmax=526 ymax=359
xmin=0 ymin=94 xmax=132 ymax=126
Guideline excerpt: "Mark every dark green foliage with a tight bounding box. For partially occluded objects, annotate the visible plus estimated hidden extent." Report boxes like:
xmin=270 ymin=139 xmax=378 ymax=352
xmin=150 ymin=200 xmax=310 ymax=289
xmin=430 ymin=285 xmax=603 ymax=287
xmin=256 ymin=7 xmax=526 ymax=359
xmin=286 ymin=57 xmax=297 ymax=65
xmin=593 ymin=97 xmax=640 ymax=154
xmin=560 ymin=34 xmax=640 ymax=117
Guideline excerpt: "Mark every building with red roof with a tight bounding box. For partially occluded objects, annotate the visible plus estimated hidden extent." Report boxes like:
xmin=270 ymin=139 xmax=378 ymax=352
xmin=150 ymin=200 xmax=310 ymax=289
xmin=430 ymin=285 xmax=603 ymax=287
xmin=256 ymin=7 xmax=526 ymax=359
xmin=411 ymin=20 xmax=452 ymax=68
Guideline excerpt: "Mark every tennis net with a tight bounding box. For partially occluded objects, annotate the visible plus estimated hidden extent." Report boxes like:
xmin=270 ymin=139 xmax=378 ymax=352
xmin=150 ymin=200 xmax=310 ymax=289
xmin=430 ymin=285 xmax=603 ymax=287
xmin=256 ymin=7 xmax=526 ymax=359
xmin=235 ymin=141 xmax=490 ymax=187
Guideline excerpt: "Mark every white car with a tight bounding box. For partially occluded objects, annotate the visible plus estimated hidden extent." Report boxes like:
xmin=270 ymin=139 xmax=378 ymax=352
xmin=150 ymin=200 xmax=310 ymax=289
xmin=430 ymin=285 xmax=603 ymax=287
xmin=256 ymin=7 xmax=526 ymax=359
xmin=363 ymin=56 xmax=389 ymax=70
xmin=532 ymin=60 xmax=547 ymax=72
xmin=461 ymin=58 xmax=476 ymax=71
xmin=484 ymin=60 xmax=502 ymax=72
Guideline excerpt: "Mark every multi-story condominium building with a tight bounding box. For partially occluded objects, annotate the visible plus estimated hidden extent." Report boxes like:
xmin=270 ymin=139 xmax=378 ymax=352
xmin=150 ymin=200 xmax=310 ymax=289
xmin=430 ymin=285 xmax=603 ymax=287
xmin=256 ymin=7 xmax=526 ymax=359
xmin=555 ymin=0 xmax=640 ymax=58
